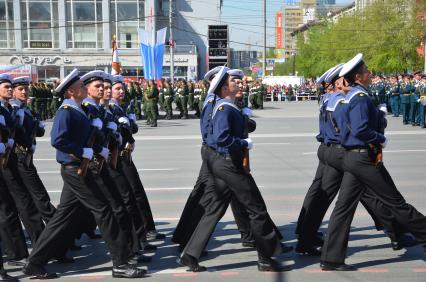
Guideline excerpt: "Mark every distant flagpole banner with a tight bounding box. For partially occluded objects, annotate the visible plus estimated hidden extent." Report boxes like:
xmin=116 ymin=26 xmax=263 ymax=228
xmin=139 ymin=27 xmax=167 ymax=80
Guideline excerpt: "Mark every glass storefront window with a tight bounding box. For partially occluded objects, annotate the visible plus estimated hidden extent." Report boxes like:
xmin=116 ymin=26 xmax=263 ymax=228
xmin=21 ymin=0 xmax=59 ymax=49
xmin=110 ymin=0 xmax=145 ymax=49
xmin=0 ymin=0 xmax=15 ymax=48
xmin=66 ymin=0 xmax=103 ymax=49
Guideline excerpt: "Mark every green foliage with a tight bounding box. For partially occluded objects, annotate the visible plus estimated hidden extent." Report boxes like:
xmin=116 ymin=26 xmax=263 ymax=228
xmin=294 ymin=0 xmax=426 ymax=77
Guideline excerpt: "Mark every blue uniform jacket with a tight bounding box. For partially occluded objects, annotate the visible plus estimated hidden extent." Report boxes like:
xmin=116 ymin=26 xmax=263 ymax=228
xmin=0 ymin=100 xmax=16 ymax=142
xmin=51 ymin=99 xmax=96 ymax=165
xmin=206 ymin=99 xmax=248 ymax=156
xmin=200 ymin=93 xmax=219 ymax=144
xmin=324 ymin=92 xmax=346 ymax=145
xmin=340 ymin=85 xmax=386 ymax=148
xmin=316 ymin=93 xmax=329 ymax=143
xmin=13 ymin=104 xmax=44 ymax=149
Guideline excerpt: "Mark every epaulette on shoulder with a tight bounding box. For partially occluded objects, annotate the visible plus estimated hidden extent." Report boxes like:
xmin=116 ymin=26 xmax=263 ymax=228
xmin=218 ymin=106 xmax=223 ymax=111
xmin=339 ymin=99 xmax=345 ymax=104
xmin=208 ymin=98 xmax=214 ymax=103
xmin=83 ymin=102 xmax=89 ymax=106
xmin=359 ymin=93 xmax=365 ymax=97
xmin=63 ymin=105 xmax=69 ymax=109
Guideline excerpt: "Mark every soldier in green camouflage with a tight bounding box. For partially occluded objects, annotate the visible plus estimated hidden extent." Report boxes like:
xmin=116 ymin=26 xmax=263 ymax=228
xmin=145 ymin=79 xmax=159 ymax=127
xmin=163 ymin=80 xmax=174 ymax=119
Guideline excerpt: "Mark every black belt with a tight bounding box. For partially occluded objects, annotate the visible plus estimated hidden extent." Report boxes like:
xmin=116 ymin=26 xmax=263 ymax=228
xmin=329 ymin=143 xmax=343 ymax=149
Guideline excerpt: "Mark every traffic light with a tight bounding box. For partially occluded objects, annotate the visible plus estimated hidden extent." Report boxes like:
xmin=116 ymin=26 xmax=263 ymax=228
xmin=208 ymin=25 xmax=229 ymax=70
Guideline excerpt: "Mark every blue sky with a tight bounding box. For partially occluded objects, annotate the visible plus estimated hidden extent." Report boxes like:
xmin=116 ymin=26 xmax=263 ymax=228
xmin=220 ymin=0 xmax=354 ymax=50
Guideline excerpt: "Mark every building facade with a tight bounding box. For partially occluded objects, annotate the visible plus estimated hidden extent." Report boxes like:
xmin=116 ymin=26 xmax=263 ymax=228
xmin=0 ymin=0 xmax=222 ymax=81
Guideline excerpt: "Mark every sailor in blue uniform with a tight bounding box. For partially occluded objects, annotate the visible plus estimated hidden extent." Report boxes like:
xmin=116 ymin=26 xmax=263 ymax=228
xmin=0 ymin=74 xmax=45 ymax=265
xmin=22 ymin=69 xmax=145 ymax=279
xmin=81 ymin=70 xmax=150 ymax=261
xmin=109 ymin=75 xmax=166 ymax=245
xmin=320 ymin=54 xmax=426 ymax=271
xmin=176 ymin=67 xmax=268 ymax=264
xmin=0 ymin=74 xmax=26 ymax=282
xmin=179 ymin=67 xmax=292 ymax=273
xmin=10 ymin=76 xmax=57 ymax=226
xmin=295 ymin=65 xmax=337 ymax=256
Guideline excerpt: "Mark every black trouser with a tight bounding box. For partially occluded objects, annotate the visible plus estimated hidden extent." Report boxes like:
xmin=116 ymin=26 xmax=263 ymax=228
xmin=107 ymin=161 xmax=146 ymax=241
xmin=1 ymin=152 xmax=44 ymax=244
xmin=28 ymin=165 xmax=132 ymax=267
xmin=184 ymin=149 xmax=281 ymax=259
xmin=295 ymin=143 xmax=327 ymax=236
xmin=119 ymin=157 xmax=156 ymax=234
xmin=93 ymin=162 xmax=140 ymax=254
xmin=298 ymin=145 xmax=396 ymax=247
xmin=0 ymin=177 xmax=28 ymax=261
xmin=173 ymin=146 xmax=255 ymax=248
xmin=321 ymin=150 xmax=426 ymax=264
xmin=14 ymin=151 xmax=56 ymax=223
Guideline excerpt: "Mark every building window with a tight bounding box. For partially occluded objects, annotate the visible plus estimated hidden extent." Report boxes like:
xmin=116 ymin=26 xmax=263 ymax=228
xmin=66 ymin=0 xmax=103 ymax=49
xmin=110 ymin=0 xmax=145 ymax=49
xmin=21 ymin=0 xmax=59 ymax=49
xmin=0 ymin=0 xmax=14 ymax=48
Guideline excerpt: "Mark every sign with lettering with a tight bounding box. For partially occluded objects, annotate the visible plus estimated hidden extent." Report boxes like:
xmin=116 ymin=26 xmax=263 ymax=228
xmin=30 ymin=41 xmax=52 ymax=48
xmin=9 ymin=55 xmax=72 ymax=66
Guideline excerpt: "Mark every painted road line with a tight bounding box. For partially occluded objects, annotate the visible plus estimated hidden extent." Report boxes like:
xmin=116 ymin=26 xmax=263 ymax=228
xmin=34 ymin=158 xmax=56 ymax=161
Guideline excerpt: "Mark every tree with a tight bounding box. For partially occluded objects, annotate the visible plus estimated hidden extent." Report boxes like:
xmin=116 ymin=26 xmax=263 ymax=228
xmin=294 ymin=0 xmax=426 ymax=77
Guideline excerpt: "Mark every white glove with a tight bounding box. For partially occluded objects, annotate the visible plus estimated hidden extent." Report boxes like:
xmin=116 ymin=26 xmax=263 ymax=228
xmin=418 ymin=99 xmax=421 ymax=103
xmin=126 ymin=142 xmax=135 ymax=152
xmin=38 ymin=121 xmax=46 ymax=129
xmin=116 ymin=133 xmax=123 ymax=146
xmin=82 ymin=148 xmax=94 ymax=160
xmin=31 ymin=144 xmax=36 ymax=153
xmin=15 ymin=109 xmax=25 ymax=126
xmin=378 ymin=104 xmax=387 ymax=115
xmin=6 ymin=138 xmax=14 ymax=148
xmin=0 ymin=143 xmax=5 ymax=154
xmin=0 ymin=115 xmax=5 ymax=126
xmin=107 ymin=122 xmax=117 ymax=132
xmin=244 ymin=138 xmax=253 ymax=150
xmin=118 ymin=116 xmax=130 ymax=126
xmin=381 ymin=137 xmax=388 ymax=149
xmin=242 ymin=107 xmax=253 ymax=117
xmin=91 ymin=118 xmax=103 ymax=130
xmin=99 ymin=147 xmax=109 ymax=159
xmin=128 ymin=113 xmax=136 ymax=121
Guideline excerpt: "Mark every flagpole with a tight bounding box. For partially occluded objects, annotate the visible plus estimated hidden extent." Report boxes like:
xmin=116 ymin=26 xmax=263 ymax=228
xmin=169 ymin=0 xmax=174 ymax=82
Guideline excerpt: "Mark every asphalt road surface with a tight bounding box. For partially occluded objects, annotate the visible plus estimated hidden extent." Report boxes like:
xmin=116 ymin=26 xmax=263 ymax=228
xmin=5 ymin=101 xmax=426 ymax=281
